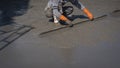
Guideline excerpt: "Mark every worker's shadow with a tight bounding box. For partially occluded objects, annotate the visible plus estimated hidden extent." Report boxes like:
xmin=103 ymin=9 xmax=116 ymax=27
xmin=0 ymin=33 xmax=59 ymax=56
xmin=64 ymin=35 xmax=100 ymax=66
xmin=0 ymin=0 xmax=30 ymax=26
xmin=59 ymin=15 xmax=88 ymax=25
xmin=49 ymin=15 xmax=88 ymax=25
xmin=68 ymin=15 xmax=88 ymax=21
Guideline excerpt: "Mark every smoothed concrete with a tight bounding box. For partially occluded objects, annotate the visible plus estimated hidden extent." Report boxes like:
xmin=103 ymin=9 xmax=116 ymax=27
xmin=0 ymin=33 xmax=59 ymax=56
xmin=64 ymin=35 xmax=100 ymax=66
xmin=0 ymin=0 xmax=120 ymax=68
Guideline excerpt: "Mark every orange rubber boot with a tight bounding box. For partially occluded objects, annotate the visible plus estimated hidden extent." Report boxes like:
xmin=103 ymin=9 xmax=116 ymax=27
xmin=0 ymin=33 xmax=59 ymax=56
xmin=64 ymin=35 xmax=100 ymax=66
xmin=83 ymin=8 xmax=94 ymax=20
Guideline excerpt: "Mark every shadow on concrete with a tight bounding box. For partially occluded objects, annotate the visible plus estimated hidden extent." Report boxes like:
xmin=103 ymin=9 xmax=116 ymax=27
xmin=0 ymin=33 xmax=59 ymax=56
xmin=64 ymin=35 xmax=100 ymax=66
xmin=59 ymin=15 xmax=88 ymax=25
xmin=0 ymin=0 xmax=34 ymax=51
xmin=69 ymin=15 xmax=88 ymax=21
xmin=0 ymin=0 xmax=30 ymax=26
xmin=49 ymin=15 xmax=88 ymax=25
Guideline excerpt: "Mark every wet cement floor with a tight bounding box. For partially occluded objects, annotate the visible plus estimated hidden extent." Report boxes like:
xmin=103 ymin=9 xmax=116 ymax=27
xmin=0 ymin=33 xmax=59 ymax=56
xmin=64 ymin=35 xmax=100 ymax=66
xmin=0 ymin=0 xmax=120 ymax=68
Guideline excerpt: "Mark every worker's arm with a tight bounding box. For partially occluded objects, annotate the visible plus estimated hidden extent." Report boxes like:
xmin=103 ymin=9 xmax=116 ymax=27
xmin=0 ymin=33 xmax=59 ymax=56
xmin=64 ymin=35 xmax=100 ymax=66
xmin=69 ymin=0 xmax=94 ymax=20
xmin=52 ymin=0 xmax=72 ymax=24
xmin=53 ymin=8 xmax=72 ymax=26
xmin=69 ymin=0 xmax=85 ymax=10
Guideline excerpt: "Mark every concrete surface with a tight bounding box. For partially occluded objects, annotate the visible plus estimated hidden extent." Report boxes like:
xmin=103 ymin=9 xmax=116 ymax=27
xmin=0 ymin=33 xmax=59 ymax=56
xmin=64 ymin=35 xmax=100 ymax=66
xmin=0 ymin=0 xmax=120 ymax=68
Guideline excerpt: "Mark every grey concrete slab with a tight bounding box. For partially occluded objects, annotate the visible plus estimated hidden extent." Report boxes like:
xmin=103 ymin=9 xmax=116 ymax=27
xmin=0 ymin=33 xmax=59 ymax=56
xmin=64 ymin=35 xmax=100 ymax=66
xmin=0 ymin=0 xmax=120 ymax=68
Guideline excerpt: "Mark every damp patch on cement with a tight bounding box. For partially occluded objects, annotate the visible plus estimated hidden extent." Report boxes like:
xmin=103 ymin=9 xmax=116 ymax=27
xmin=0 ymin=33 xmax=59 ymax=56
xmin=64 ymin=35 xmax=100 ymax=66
xmin=0 ymin=23 xmax=34 ymax=51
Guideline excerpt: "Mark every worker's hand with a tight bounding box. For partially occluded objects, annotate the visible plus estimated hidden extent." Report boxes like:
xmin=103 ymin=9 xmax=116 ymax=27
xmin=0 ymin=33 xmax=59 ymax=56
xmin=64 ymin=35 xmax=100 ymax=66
xmin=90 ymin=17 xmax=94 ymax=21
xmin=59 ymin=15 xmax=73 ymax=27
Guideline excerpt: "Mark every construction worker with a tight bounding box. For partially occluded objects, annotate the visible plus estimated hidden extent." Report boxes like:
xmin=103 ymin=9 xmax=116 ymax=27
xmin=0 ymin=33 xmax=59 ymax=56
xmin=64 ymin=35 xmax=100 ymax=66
xmin=44 ymin=0 xmax=94 ymax=27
